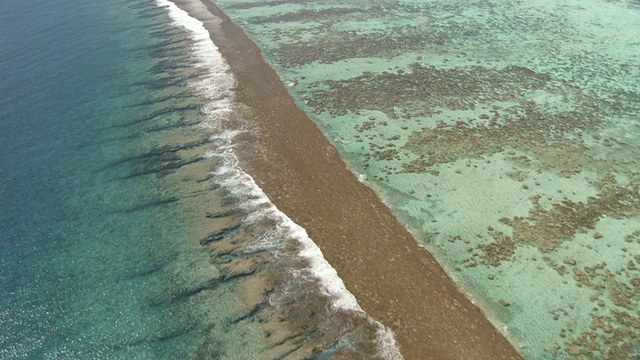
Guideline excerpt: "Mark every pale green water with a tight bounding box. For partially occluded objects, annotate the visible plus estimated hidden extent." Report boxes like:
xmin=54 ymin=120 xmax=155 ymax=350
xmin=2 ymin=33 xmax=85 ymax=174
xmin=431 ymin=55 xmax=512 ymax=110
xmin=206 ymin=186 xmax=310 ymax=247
xmin=215 ymin=0 xmax=640 ymax=358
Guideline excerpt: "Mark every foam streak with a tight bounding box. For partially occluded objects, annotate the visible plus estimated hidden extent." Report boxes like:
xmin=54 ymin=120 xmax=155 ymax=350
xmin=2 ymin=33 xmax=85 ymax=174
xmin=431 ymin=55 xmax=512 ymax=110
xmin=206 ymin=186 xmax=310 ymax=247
xmin=155 ymin=0 xmax=403 ymax=358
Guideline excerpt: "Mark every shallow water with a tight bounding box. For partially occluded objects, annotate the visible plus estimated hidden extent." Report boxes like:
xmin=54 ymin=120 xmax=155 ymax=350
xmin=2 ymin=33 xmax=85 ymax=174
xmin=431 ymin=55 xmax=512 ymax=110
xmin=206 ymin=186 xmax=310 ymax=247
xmin=214 ymin=0 xmax=640 ymax=358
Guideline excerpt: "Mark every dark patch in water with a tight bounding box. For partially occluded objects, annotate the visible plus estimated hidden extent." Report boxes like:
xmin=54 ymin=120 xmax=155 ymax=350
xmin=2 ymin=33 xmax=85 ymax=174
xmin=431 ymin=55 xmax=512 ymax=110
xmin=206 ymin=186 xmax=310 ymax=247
xmin=107 ymin=104 xmax=202 ymax=129
xmin=200 ymin=222 xmax=243 ymax=245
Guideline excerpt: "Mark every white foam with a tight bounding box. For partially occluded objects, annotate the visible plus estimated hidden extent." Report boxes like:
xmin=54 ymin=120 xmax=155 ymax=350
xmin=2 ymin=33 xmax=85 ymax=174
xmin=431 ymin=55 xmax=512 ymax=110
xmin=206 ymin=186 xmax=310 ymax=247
xmin=209 ymin=153 xmax=403 ymax=359
xmin=155 ymin=0 xmax=235 ymax=131
xmin=157 ymin=1 xmax=403 ymax=358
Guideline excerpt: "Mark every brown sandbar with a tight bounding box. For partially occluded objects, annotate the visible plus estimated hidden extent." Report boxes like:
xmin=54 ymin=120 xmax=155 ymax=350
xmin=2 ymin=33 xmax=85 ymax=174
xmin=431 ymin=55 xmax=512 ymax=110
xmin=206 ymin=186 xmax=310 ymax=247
xmin=177 ymin=1 xmax=525 ymax=358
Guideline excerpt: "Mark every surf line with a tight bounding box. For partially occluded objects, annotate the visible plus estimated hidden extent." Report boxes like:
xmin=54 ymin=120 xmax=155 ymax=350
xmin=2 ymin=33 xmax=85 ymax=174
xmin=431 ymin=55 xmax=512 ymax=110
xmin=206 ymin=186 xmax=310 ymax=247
xmin=152 ymin=0 xmax=403 ymax=358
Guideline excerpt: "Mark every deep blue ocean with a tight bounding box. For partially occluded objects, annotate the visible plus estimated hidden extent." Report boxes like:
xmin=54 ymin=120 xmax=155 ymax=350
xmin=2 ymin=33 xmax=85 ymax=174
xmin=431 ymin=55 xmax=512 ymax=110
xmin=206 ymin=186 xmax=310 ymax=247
xmin=0 ymin=0 xmax=222 ymax=357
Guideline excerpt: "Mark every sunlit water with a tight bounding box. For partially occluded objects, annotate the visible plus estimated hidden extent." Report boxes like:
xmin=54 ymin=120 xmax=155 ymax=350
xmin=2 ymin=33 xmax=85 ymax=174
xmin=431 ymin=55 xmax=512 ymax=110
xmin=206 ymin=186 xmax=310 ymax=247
xmin=0 ymin=0 xmax=400 ymax=358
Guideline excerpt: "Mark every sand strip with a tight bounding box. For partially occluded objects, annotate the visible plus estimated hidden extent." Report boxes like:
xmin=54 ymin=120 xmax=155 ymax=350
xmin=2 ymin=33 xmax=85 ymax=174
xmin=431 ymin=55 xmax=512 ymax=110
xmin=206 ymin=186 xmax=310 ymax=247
xmin=184 ymin=1 xmax=525 ymax=358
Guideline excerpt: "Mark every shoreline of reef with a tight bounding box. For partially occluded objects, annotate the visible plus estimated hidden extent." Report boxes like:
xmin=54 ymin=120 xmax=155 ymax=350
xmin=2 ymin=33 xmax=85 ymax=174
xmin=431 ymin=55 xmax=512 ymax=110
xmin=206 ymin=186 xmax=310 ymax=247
xmin=174 ymin=0 xmax=525 ymax=358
